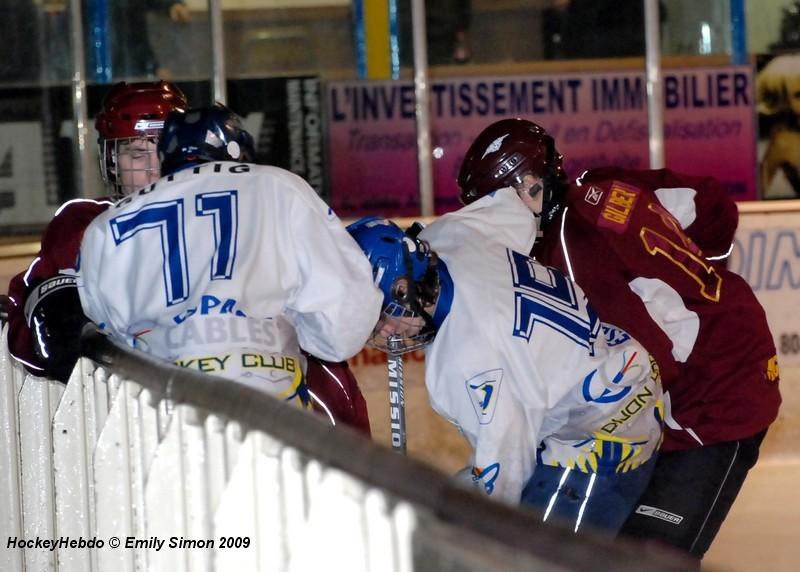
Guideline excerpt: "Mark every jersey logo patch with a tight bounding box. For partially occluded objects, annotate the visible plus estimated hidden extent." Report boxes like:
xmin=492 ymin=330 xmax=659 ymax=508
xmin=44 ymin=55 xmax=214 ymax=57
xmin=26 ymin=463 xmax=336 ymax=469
xmin=466 ymin=369 xmax=503 ymax=424
xmin=597 ymin=181 xmax=640 ymax=233
xmin=767 ymin=355 xmax=780 ymax=382
xmin=482 ymin=134 xmax=509 ymax=158
xmin=471 ymin=463 xmax=501 ymax=495
xmin=584 ymin=186 xmax=603 ymax=205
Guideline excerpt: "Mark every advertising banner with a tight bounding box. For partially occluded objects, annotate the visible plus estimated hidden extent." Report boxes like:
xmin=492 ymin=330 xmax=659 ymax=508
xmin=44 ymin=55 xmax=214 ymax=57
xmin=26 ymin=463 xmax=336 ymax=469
xmin=327 ymin=65 xmax=757 ymax=217
xmin=731 ymin=208 xmax=800 ymax=365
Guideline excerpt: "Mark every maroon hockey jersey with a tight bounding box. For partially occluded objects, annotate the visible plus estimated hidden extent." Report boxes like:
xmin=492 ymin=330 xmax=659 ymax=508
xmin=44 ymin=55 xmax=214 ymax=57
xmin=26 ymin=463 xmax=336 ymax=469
xmin=533 ymin=168 xmax=781 ymax=451
xmin=6 ymin=199 xmax=371 ymax=435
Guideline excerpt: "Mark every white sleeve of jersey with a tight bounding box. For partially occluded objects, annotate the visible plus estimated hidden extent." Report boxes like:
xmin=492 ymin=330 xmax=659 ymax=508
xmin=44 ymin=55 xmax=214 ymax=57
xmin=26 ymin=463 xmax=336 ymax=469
xmin=628 ymin=276 xmax=699 ymax=362
xmin=77 ymin=221 xmax=114 ymax=336
xmin=283 ymin=178 xmax=382 ymax=362
xmin=654 ymin=187 xmax=697 ymax=229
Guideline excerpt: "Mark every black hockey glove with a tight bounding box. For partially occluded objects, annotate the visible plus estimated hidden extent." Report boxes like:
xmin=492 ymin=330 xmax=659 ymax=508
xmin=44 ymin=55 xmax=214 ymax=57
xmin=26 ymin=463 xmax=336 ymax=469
xmin=24 ymin=274 xmax=89 ymax=383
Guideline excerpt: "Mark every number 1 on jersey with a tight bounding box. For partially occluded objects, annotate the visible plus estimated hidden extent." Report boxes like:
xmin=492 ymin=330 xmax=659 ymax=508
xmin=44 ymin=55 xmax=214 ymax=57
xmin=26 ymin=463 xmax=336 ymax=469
xmin=641 ymin=203 xmax=722 ymax=302
xmin=196 ymin=190 xmax=239 ymax=280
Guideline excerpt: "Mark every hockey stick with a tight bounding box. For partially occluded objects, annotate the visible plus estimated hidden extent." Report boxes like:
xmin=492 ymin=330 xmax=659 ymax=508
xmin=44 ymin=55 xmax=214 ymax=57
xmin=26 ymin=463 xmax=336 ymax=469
xmin=387 ymin=336 xmax=406 ymax=453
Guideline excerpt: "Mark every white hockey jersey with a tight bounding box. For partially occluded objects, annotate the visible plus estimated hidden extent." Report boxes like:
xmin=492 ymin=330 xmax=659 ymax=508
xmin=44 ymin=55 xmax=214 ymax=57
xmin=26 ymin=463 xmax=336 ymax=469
xmin=419 ymin=188 xmax=663 ymax=505
xmin=78 ymin=162 xmax=382 ymax=400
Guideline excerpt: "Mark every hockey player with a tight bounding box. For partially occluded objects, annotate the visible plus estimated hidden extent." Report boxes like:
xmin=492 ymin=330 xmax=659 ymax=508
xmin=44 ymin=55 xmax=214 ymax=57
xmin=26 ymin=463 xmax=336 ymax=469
xmin=348 ymin=213 xmax=663 ymax=536
xmin=5 ymin=81 xmax=188 ymax=382
xmin=76 ymin=104 xmax=382 ymax=412
xmin=456 ymin=118 xmax=781 ymax=557
xmin=5 ymin=89 xmax=373 ymax=433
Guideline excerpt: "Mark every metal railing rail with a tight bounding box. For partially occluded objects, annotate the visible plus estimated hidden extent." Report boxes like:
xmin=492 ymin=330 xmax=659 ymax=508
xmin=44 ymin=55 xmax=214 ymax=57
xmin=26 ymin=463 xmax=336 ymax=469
xmin=79 ymin=326 xmax=689 ymax=570
xmin=0 ymin=324 xmax=693 ymax=571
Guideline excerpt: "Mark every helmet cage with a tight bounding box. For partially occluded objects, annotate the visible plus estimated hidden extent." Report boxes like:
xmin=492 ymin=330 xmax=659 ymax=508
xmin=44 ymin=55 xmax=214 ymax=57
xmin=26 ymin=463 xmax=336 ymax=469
xmin=100 ymin=128 xmax=162 ymax=197
xmin=367 ymin=315 xmax=435 ymax=355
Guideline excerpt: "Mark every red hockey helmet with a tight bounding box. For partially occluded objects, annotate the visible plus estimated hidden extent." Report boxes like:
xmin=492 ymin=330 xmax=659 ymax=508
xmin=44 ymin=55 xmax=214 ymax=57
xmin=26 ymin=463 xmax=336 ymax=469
xmin=95 ymin=81 xmax=188 ymax=195
xmin=457 ymin=118 xmax=567 ymax=204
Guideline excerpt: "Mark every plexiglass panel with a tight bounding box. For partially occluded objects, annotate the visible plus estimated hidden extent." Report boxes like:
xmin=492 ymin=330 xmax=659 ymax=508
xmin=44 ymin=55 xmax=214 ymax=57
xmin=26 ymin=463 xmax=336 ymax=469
xmin=0 ymin=1 xmax=792 ymax=234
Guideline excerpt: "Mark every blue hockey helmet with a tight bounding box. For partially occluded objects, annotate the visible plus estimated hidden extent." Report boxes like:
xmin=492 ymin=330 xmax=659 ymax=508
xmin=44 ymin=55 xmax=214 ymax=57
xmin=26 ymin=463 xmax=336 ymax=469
xmin=157 ymin=103 xmax=256 ymax=176
xmin=346 ymin=216 xmax=440 ymax=353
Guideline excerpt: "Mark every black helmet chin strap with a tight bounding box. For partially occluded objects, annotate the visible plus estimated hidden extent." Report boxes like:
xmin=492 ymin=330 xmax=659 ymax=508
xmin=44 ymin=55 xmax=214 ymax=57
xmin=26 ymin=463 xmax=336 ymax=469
xmin=539 ymin=175 xmax=566 ymax=229
xmin=538 ymin=135 xmax=566 ymax=229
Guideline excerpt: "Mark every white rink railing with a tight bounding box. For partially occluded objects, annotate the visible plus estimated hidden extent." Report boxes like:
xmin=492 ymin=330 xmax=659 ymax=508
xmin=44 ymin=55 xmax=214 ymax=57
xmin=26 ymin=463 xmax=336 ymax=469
xmin=0 ymin=326 xmax=690 ymax=571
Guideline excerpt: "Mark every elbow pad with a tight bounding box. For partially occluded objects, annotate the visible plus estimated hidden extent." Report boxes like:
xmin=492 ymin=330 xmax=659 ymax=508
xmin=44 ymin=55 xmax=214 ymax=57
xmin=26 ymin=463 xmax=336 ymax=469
xmin=24 ymin=275 xmax=88 ymax=383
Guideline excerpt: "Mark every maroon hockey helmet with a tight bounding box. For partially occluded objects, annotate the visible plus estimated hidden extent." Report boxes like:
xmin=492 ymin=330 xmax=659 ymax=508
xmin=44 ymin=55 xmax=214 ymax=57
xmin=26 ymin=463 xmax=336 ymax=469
xmin=457 ymin=118 xmax=568 ymax=214
xmin=95 ymin=81 xmax=188 ymax=195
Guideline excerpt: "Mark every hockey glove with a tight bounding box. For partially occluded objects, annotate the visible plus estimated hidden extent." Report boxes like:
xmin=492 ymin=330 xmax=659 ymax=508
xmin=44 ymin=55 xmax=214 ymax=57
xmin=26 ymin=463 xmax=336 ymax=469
xmin=24 ymin=274 xmax=88 ymax=383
